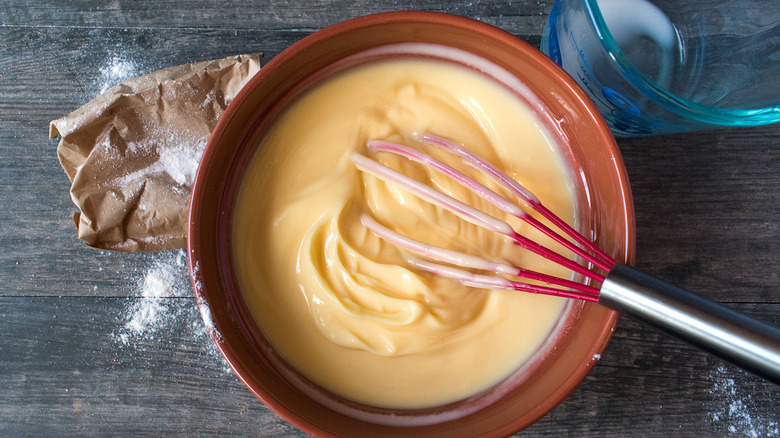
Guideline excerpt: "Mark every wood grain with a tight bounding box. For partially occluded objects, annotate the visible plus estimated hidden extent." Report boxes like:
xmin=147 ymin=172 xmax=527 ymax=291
xmin=620 ymin=125 xmax=780 ymax=304
xmin=1 ymin=0 xmax=778 ymax=436
xmin=0 ymin=0 xmax=550 ymax=37
xmin=2 ymin=296 xmax=776 ymax=436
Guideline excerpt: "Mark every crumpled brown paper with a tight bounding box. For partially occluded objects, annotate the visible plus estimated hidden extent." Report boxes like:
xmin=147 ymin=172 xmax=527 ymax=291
xmin=50 ymin=54 xmax=261 ymax=252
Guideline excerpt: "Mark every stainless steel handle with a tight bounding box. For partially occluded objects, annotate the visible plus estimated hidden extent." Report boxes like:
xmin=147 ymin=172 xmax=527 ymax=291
xmin=599 ymin=264 xmax=780 ymax=384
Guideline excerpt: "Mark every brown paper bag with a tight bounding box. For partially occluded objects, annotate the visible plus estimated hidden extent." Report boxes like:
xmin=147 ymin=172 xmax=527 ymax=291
xmin=51 ymin=54 xmax=261 ymax=252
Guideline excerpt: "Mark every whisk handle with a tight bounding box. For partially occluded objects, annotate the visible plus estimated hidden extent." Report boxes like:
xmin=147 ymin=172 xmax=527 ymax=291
xmin=599 ymin=264 xmax=780 ymax=384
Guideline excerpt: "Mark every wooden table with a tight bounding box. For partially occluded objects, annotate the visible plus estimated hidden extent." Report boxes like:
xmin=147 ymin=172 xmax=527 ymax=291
xmin=2 ymin=1 xmax=778 ymax=436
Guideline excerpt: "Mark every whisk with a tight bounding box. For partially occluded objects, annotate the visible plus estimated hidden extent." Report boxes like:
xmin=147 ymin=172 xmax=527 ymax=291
xmin=351 ymin=134 xmax=780 ymax=384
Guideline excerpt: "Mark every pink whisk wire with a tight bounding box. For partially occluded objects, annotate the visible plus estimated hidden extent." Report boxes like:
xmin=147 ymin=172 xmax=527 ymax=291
xmin=356 ymin=135 xmax=780 ymax=383
xmin=352 ymin=134 xmax=618 ymax=301
xmin=418 ymin=134 xmax=616 ymax=270
xmin=360 ymin=214 xmax=601 ymax=301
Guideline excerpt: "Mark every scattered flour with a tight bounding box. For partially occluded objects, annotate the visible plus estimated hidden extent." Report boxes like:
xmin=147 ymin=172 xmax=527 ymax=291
xmin=119 ymin=253 xmax=179 ymax=339
xmin=156 ymin=139 xmax=206 ymax=187
xmin=114 ymin=249 xmax=230 ymax=373
xmin=708 ymin=364 xmax=779 ymax=437
xmin=118 ymin=136 xmax=207 ymax=188
xmin=98 ymin=55 xmax=139 ymax=95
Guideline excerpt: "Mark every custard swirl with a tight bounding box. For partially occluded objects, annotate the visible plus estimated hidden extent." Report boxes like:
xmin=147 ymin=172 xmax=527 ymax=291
xmin=234 ymin=57 xmax=574 ymax=408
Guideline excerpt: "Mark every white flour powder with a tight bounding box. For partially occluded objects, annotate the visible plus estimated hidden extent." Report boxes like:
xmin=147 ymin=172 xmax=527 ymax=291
xmin=708 ymin=364 xmax=779 ymax=437
xmin=118 ymin=136 xmax=206 ymax=189
xmin=98 ymin=55 xmax=139 ymax=95
xmin=114 ymin=249 xmax=229 ymax=373
xmin=118 ymin=251 xmax=184 ymax=340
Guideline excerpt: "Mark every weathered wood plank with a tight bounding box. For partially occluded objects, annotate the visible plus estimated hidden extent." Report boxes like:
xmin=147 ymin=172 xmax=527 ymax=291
xmin=0 ymin=296 xmax=302 ymax=436
xmin=0 ymin=0 xmax=550 ymax=39
xmin=619 ymin=125 xmax=780 ymax=303
xmin=2 ymin=297 xmax=776 ymax=436
xmin=3 ymin=25 xmax=780 ymax=300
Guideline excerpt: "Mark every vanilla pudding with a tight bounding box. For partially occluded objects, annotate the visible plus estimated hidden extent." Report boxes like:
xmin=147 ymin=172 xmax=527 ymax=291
xmin=232 ymin=56 xmax=578 ymax=409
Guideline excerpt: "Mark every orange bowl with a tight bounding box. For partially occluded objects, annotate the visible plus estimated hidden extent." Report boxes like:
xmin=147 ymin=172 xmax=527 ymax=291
xmin=188 ymin=11 xmax=635 ymax=437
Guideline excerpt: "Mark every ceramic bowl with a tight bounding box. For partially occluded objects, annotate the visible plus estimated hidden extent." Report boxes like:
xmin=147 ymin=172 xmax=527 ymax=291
xmin=188 ymin=11 xmax=635 ymax=437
